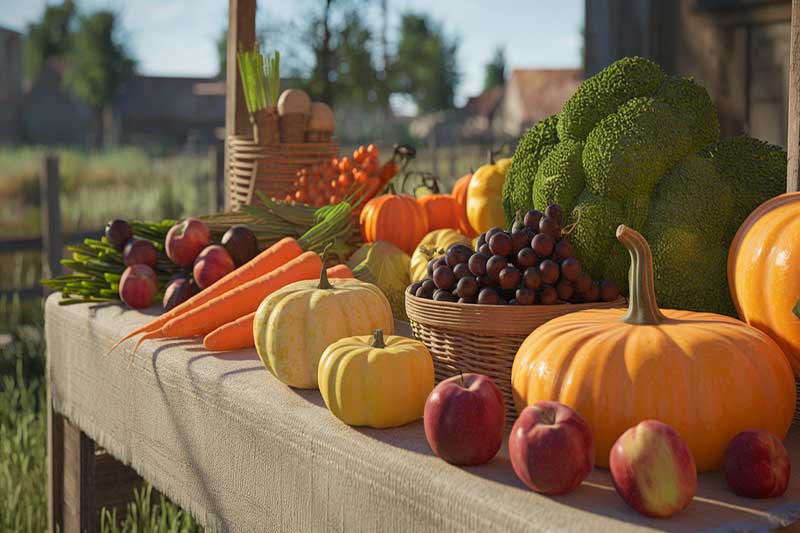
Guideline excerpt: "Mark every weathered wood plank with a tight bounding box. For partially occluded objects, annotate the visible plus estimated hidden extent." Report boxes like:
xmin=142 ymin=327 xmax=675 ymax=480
xmin=0 ymin=230 xmax=102 ymax=253
xmin=224 ymin=0 xmax=257 ymax=210
xmin=788 ymin=0 xmax=800 ymax=192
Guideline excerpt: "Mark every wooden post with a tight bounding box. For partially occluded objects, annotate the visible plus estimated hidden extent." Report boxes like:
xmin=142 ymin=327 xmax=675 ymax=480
xmin=62 ymin=419 xmax=97 ymax=533
xmin=788 ymin=0 xmax=800 ymax=192
xmin=40 ymin=155 xmax=62 ymax=279
xmin=47 ymin=402 xmax=64 ymax=532
xmin=224 ymin=0 xmax=257 ymax=210
xmin=208 ymin=142 xmax=225 ymax=213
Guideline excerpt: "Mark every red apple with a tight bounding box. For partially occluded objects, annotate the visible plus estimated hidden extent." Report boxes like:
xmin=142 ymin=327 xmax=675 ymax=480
xmin=723 ymin=429 xmax=790 ymax=499
xmin=119 ymin=264 xmax=158 ymax=309
xmin=193 ymin=245 xmax=235 ymax=289
xmin=609 ymin=420 xmax=697 ymax=518
xmin=162 ymin=276 xmax=198 ymax=311
xmin=509 ymin=401 xmax=594 ymax=495
xmin=423 ymin=373 xmax=505 ymax=466
xmin=123 ymin=239 xmax=157 ymax=268
xmin=165 ymin=218 xmax=211 ymax=267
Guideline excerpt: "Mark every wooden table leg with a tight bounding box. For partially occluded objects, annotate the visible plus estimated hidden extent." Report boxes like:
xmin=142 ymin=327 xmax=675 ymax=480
xmin=48 ymin=395 xmax=149 ymax=532
xmin=47 ymin=399 xmax=64 ymax=533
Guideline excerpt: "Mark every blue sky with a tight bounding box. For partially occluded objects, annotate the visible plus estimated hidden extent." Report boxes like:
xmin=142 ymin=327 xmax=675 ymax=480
xmin=1 ymin=0 xmax=583 ymax=105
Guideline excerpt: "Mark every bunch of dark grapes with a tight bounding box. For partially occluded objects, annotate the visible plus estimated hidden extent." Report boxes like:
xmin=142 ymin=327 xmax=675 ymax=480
xmin=407 ymin=204 xmax=620 ymax=306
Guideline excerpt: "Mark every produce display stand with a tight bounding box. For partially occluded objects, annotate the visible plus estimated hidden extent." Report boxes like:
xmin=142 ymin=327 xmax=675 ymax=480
xmin=43 ymin=0 xmax=800 ymax=531
xmin=43 ymin=295 xmax=800 ymax=532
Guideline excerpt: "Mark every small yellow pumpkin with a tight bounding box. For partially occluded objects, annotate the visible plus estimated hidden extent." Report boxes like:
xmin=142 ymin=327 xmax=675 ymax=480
xmin=511 ymin=225 xmax=795 ymax=471
xmin=409 ymin=229 xmax=471 ymax=282
xmin=254 ymin=266 xmax=394 ymax=389
xmin=466 ymin=153 xmax=512 ymax=233
xmin=318 ymin=329 xmax=435 ymax=428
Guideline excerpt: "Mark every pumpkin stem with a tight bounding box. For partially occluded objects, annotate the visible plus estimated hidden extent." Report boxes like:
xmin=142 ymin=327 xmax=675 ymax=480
xmin=487 ymin=149 xmax=495 ymax=165
xmin=372 ymin=329 xmax=386 ymax=349
xmin=318 ymin=243 xmax=334 ymax=290
xmin=616 ymin=225 xmax=666 ymax=326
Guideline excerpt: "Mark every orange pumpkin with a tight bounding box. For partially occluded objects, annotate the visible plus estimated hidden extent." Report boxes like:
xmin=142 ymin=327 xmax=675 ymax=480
xmin=729 ymin=192 xmax=800 ymax=376
xmin=511 ymin=225 xmax=795 ymax=471
xmin=417 ymin=194 xmax=460 ymax=231
xmin=451 ymin=173 xmax=477 ymax=237
xmin=360 ymin=195 xmax=429 ymax=254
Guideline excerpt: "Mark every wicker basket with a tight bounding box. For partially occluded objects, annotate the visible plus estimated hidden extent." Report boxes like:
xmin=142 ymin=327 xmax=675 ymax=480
xmin=405 ymin=293 xmax=627 ymax=424
xmin=227 ymin=135 xmax=338 ymax=209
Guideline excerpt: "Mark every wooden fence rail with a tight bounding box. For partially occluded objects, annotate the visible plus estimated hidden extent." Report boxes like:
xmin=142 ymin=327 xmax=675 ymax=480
xmin=0 ymin=148 xmax=224 ymax=301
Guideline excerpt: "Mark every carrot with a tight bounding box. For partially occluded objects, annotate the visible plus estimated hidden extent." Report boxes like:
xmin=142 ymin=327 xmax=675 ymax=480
xmin=157 ymin=251 xmax=322 ymax=341
xmin=108 ymin=237 xmax=302 ymax=354
xmin=202 ymin=264 xmax=354 ymax=351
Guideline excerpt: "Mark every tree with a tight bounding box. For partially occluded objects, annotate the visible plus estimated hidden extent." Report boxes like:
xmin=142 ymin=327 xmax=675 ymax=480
xmin=217 ymin=28 xmax=227 ymax=78
xmin=64 ymin=10 xmax=135 ymax=147
xmin=483 ymin=46 xmax=506 ymax=91
xmin=335 ymin=11 xmax=384 ymax=108
xmin=23 ymin=0 xmax=76 ymax=81
xmin=392 ymin=13 xmax=459 ymax=113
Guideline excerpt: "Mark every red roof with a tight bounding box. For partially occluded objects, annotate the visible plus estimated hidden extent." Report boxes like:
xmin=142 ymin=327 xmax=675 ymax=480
xmin=506 ymin=69 xmax=582 ymax=123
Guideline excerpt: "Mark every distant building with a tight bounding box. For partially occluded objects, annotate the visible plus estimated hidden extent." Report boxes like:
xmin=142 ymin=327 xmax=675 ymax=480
xmin=409 ymin=69 xmax=582 ymax=145
xmin=585 ymin=0 xmax=791 ymax=147
xmin=0 ymin=26 xmax=225 ymax=149
xmin=490 ymin=69 xmax=582 ymax=138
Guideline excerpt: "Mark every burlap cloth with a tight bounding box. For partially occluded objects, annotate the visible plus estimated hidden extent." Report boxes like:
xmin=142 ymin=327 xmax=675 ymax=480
xmin=45 ymin=294 xmax=800 ymax=532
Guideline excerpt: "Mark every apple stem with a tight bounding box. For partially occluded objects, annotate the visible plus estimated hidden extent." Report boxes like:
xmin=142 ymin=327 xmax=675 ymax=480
xmin=459 ymin=371 xmax=464 ymax=387
xmin=372 ymin=329 xmax=385 ymax=349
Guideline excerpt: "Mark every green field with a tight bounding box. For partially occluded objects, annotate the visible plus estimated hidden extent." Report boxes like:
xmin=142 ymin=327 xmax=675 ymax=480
xmin=0 ymin=142 xmax=494 ymax=531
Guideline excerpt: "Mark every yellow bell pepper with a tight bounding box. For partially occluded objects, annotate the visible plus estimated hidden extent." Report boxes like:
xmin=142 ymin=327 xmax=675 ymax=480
xmin=318 ymin=329 xmax=434 ymax=428
xmin=466 ymin=154 xmax=513 ymax=233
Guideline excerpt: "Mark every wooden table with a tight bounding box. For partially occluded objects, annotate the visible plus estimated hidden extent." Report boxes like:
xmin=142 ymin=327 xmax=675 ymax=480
xmin=44 ymin=294 xmax=800 ymax=532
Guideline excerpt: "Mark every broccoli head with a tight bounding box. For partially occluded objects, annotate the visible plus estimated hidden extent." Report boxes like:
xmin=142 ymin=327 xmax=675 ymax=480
xmin=503 ymin=115 xmax=560 ymax=223
xmin=532 ymin=138 xmax=586 ymax=214
xmin=558 ymin=56 xmax=666 ymax=141
xmin=502 ymin=56 xmax=788 ymax=315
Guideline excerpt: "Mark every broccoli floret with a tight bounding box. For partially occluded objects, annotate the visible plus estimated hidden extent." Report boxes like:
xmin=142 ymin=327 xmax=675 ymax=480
xmin=569 ymin=190 xmax=632 ymax=293
xmin=583 ymin=97 xmax=691 ymax=202
xmin=503 ymin=115 xmax=560 ymax=223
xmin=558 ymin=56 xmax=666 ymax=141
xmin=646 ymin=154 xmax=732 ymax=243
xmin=532 ymin=139 xmax=586 ymax=214
xmin=646 ymin=226 xmax=735 ymax=315
xmin=655 ymin=76 xmax=720 ymax=152
xmin=709 ymin=135 xmax=787 ymax=241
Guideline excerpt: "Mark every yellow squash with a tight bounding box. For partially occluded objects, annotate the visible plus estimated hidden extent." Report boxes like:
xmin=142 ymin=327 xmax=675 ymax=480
xmin=254 ymin=266 xmax=394 ymax=389
xmin=511 ymin=225 xmax=795 ymax=471
xmin=409 ymin=229 xmax=471 ymax=282
xmin=466 ymin=154 xmax=512 ymax=233
xmin=318 ymin=329 xmax=435 ymax=428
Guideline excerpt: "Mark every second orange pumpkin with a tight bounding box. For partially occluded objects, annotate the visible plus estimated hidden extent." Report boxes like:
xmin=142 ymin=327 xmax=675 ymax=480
xmin=360 ymin=194 xmax=429 ymax=254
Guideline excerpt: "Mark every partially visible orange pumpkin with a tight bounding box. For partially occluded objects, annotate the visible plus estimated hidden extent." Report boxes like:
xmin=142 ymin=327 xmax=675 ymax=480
xmin=451 ymin=172 xmax=477 ymax=237
xmin=360 ymin=195 xmax=429 ymax=254
xmin=417 ymin=194 xmax=460 ymax=231
xmin=512 ymin=225 xmax=795 ymax=471
xmin=729 ymin=192 xmax=800 ymax=376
